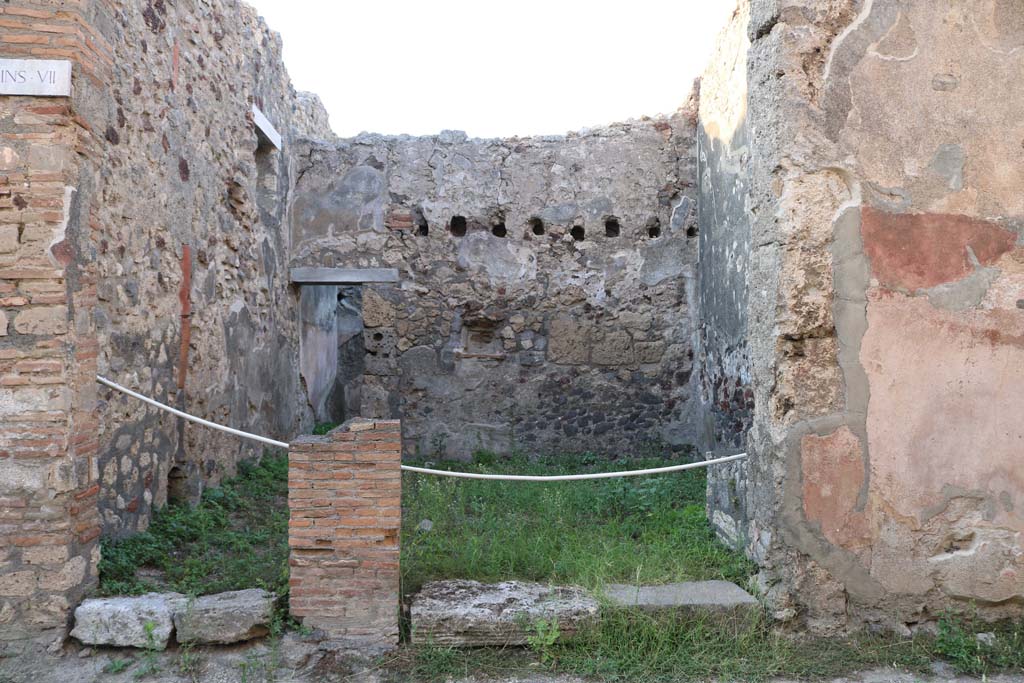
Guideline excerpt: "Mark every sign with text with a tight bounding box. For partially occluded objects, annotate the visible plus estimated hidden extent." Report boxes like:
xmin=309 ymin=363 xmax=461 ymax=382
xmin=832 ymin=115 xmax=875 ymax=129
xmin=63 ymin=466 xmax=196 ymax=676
xmin=0 ymin=59 xmax=72 ymax=97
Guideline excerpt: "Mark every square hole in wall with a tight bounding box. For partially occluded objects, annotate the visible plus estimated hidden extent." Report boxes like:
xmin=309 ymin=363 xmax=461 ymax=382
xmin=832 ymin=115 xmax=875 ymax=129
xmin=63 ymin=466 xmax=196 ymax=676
xmin=463 ymin=325 xmax=501 ymax=355
xmin=450 ymin=215 xmax=467 ymax=237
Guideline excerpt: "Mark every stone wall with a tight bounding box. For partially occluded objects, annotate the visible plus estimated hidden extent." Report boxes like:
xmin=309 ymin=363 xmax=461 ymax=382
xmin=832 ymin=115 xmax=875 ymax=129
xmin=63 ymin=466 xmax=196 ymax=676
xmin=91 ymin=0 xmax=331 ymax=536
xmin=696 ymin=3 xmax=756 ymax=549
xmin=1 ymin=0 xmax=329 ymax=650
xmin=288 ymin=419 xmax=401 ymax=647
xmin=289 ymin=112 xmax=702 ymax=459
xmin=701 ymin=0 xmax=1024 ymax=633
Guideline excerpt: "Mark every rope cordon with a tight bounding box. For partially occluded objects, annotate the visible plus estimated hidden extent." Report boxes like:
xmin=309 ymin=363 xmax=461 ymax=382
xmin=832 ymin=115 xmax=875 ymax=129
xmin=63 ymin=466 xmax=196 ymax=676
xmin=97 ymin=375 xmax=748 ymax=480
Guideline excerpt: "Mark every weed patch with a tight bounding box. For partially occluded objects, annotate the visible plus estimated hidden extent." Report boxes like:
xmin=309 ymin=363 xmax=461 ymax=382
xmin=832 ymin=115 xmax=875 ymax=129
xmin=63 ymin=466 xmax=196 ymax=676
xmin=98 ymin=453 xmax=290 ymax=599
xmin=400 ymin=611 xmax=1024 ymax=683
xmin=312 ymin=422 xmax=338 ymax=436
xmin=934 ymin=610 xmax=1024 ymax=675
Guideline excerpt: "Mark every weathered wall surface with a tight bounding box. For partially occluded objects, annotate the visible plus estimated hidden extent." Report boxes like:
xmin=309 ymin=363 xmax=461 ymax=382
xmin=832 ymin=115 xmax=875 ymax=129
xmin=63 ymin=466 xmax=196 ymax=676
xmin=697 ymin=2 xmax=756 ymax=549
xmin=1 ymin=0 xmax=331 ymax=650
xmin=90 ymin=0 xmax=332 ymax=536
xmin=289 ymin=114 xmax=702 ymax=459
xmin=702 ymin=0 xmax=1024 ymax=632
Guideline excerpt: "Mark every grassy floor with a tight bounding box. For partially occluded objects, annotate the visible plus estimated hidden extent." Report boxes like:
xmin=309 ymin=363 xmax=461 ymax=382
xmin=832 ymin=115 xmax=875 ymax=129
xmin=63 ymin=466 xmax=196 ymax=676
xmin=98 ymin=453 xmax=290 ymax=599
xmin=96 ymin=447 xmax=1024 ymax=682
xmin=401 ymin=610 xmax=1024 ymax=682
xmin=398 ymin=452 xmax=1024 ymax=682
xmin=400 ymin=451 xmax=754 ymax=595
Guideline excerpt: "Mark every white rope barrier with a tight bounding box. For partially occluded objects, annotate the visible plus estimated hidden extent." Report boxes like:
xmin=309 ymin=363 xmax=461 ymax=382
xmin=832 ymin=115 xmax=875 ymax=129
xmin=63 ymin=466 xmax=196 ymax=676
xmin=96 ymin=375 xmax=747 ymax=480
xmin=97 ymin=375 xmax=290 ymax=449
xmin=401 ymin=454 xmax=747 ymax=481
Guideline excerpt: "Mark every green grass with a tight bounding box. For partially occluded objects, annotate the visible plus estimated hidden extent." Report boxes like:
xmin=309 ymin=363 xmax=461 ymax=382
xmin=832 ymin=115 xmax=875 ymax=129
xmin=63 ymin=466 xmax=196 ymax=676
xmin=95 ymin=446 xmax=1024 ymax=682
xmin=401 ymin=451 xmax=755 ymax=596
xmin=401 ymin=611 xmax=1024 ymax=683
xmin=553 ymin=610 xmax=932 ymax=682
xmin=97 ymin=453 xmax=290 ymax=599
xmin=933 ymin=610 xmax=1024 ymax=675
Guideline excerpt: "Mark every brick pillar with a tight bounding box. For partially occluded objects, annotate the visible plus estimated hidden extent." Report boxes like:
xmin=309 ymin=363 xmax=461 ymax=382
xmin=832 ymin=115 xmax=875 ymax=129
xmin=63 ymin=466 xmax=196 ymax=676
xmin=0 ymin=0 xmax=111 ymax=654
xmin=288 ymin=419 xmax=401 ymax=648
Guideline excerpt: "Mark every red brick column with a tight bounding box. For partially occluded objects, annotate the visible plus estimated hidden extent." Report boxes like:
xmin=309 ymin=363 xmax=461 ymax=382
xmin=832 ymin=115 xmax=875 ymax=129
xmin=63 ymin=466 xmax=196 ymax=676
xmin=0 ymin=0 xmax=111 ymax=654
xmin=288 ymin=419 xmax=401 ymax=647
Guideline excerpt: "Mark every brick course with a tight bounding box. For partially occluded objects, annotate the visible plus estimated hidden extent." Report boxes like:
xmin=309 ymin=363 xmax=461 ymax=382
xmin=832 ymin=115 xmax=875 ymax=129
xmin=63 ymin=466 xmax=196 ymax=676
xmin=288 ymin=419 xmax=401 ymax=647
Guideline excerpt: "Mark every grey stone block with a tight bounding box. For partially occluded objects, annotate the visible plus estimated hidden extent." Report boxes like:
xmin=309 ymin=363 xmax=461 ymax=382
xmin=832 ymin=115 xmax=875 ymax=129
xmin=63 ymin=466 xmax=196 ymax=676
xmin=603 ymin=581 xmax=759 ymax=617
xmin=70 ymin=593 xmax=186 ymax=650
xmin=173 ymin=588 xmax=276 ymax=644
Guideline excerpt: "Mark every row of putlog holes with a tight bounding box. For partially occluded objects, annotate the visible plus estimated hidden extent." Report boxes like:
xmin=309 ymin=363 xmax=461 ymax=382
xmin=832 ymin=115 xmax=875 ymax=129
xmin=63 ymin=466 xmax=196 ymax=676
xmin=433 ymin=215 xmax=696 ymax=241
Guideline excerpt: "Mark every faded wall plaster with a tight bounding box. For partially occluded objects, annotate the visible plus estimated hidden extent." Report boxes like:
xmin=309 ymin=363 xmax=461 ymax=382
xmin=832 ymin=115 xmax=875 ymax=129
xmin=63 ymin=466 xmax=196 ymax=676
xmin=703 ymin=0 xmax=1024 ymax=632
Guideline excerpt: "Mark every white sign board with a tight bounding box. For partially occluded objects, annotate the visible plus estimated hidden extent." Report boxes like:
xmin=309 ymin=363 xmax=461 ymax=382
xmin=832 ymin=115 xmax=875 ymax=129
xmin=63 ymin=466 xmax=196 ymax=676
xmin=252 ymin=104 xmax=282 ymax=150
xmin=0 ymin=59 xmax=72 ymax=97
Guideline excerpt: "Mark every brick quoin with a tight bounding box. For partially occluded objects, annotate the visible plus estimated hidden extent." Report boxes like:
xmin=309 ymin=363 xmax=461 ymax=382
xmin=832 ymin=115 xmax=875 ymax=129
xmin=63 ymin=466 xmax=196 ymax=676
xmin=0 ymin=0 xmax=109 ymax=654
xmin=288 ymin=419 xmax=401 ymax=647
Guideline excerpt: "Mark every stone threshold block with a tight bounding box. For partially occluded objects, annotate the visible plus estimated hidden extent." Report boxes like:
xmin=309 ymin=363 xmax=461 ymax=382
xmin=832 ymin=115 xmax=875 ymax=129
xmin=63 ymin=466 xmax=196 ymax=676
xmin=411 ymin=580 xmax=760 ymax=648
xmin=603 ymin=580 xmax=759 ymax=618
xmin=173 ymin=588 xmax=275 ymax=644
xmin=410 ymin=580 xmax=600 ymax=647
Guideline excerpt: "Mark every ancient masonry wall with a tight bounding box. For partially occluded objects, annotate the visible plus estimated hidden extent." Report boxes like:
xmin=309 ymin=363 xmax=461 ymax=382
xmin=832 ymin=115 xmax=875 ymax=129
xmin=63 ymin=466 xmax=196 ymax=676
xmin=5 ymin=0 xmax=1020 ymax=650
xmin=91 ymin=0 xmax=333 ymax=536
xmin=696 ymin=2 xmax=755 ymax=549
xmin=288 ymin=419 xmax=401 ymax=647
xmin=289 ymin=112 xmax=702 ymax=459
xmin=1 ymin=0 xmax=332 ymax=651
xmin=702 ymin=0 xmax=1024 ymax=632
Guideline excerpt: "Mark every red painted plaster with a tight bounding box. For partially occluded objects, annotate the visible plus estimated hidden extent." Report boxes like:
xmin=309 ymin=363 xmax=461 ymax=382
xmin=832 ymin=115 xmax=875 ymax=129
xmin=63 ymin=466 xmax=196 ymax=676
xmin=861 ymin=208 xmax=1016 ymax=290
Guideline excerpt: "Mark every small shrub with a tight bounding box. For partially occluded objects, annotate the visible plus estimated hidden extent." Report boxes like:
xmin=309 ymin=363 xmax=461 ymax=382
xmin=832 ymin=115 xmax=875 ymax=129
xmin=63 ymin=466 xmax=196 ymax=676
xmin=312 ymin=422 xmax=338 ymax=436
xmin=103 ymin=658 xmax=132 ymax=674
xmin=471 ymin=449 xmax=497 ymax=466
xmin=526 ymin=617 xmax=561 ymax=664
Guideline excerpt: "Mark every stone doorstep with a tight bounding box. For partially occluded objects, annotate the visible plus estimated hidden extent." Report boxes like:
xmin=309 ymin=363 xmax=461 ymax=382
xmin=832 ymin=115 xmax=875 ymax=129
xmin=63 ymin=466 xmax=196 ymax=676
xmin=603 ymin=580 xmax=759 ymax=614
xmin=410 ymin=580 xmax=600 ymax=647
xmin=410 ymin=579 xmax=760 ymax=647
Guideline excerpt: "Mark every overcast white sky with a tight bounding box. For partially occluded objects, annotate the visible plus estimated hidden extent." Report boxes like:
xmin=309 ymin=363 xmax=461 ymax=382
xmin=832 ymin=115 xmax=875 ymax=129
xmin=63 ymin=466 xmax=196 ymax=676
xmin=245 ymin=1 xmax=736 ymax=139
